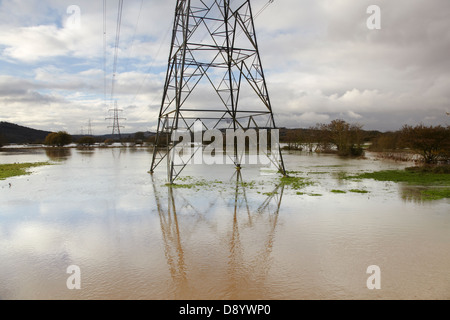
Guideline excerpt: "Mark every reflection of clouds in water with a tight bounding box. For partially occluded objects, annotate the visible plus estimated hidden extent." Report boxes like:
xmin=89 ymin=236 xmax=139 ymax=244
xmin=1 ymin=148 xmax=449 ymax=299
xmin=2 ymin=149 xmax=283 ymax=299
xmin=0 ymin=198 xmax=169 ymax=299
xmin=6 ymin=222 xmax=63 ymax=255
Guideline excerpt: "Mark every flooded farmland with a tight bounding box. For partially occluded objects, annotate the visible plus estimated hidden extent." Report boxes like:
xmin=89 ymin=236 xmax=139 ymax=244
xmin=0 ymin=147 xmax=449 ymax=300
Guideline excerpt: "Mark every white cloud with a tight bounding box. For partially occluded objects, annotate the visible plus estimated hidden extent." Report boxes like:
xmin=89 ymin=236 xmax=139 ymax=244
xmin=0 ymin=0 xmax=449 ymax=133
xmin=347 ymin=111 xmax=363 ymax=120
xmin=1 ymin=25 xmax=70 ymax=62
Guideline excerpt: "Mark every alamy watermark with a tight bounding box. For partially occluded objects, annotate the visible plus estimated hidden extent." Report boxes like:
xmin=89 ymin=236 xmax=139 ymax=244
xmin=66 ymin=5 xmax=81 ymax=30
xmin=367 ymin=5 xmax=381 ymax=30
xmin=66 ymin=265 xmax=81 ymax=290
xmin=366 ymin=265 xmax=381 ymax=290
xmin=170 ymin=121 xmax=281 ymax=167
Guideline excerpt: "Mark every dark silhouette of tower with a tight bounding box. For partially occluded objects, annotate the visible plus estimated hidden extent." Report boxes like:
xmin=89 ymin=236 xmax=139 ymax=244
xmin=150 ymin=0 xmax=286 ymax=183
xmin=107 ymin=101 xmax=126 ymax=140
xmin=87 ymin=119 xmax=93 ymax=136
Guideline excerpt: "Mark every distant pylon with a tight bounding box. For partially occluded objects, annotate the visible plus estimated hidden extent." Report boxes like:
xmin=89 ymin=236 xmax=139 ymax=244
xmin=150 ymin=0 xmax=286 ymax=183
xmin=87 ymin=119 xmax=93 ymax=136
xmin=106 ymin=101 xmax=126 ymax=140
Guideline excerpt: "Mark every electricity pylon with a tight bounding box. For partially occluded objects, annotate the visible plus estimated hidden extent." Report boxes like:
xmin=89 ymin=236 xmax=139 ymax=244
xmin=150 ymin=0 xmax=286 ymax=183
xmin=87 ymin=119 xmax=93 ymax=136
xmin=106 ymin=100 xmax=126 ymax=140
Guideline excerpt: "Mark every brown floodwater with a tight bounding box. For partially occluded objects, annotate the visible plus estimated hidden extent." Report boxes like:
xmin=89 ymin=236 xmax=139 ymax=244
xmin=0 ymin=147 xmax=449 ymax=299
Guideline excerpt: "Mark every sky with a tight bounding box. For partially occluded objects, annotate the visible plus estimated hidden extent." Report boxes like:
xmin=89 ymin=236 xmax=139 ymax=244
xmin=0 ymin=0 xmax=449 ymax=134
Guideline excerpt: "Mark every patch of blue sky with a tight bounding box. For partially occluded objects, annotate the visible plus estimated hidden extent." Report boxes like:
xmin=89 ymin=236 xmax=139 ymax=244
xmin=0 ymin=60 xmax=36 ymax=78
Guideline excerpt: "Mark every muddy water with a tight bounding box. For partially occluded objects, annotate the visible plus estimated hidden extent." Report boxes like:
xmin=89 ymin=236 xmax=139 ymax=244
xmin=0 ymin=148 xmax=449 ymax=300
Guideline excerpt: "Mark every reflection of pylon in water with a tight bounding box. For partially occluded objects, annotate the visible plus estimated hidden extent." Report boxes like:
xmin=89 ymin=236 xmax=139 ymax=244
xmin=107 ymin=101 xmax=126 ymax=140
xmin=227 ymin=171 xmax=283 ymax=292
xmin=153 ymin=180 xmax=188 ymax=291
xmin=150 ymin=0 xmax=287 ymax=184
xmin=151 ymin=173 xmax=284 ymax=298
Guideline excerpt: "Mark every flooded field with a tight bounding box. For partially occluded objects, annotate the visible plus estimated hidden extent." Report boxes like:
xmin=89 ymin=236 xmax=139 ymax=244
xmin=0 ymin=147 xmax=449 ymax=300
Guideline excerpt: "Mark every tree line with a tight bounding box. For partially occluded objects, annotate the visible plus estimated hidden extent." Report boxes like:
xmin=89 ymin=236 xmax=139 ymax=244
xmin=370 ymin=124 xmax=449 ymax=164
xmin=42 ymin=131 xmax=148 ymax=147
xmin=282 ymin=119 xmax=371 ymax=157
xmin=4 ymin=123 xmax=449 ymax=165
xmin=282 ymin=120 xmax=450 ymax=164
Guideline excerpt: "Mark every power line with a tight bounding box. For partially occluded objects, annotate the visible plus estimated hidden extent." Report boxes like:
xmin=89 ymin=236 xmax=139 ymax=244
xmin=235 ymin=0 xmax=274 ymax=38
xmin=123 ymin=0 xmax=145 ymax=72
xmin=254 ymin=0 xmax=274 ymax=20
xmin=130 ymin=22 xmax=172 ymax=105
xmin=132 ymin=0 xmax=274 ymax=132
xmin=106 ymin=0 xmax=126 ymax=138
xmin=103 ymin=0 xmax=107 ymax=108
xmin=110 ymin=0 xmax=124 ymax=105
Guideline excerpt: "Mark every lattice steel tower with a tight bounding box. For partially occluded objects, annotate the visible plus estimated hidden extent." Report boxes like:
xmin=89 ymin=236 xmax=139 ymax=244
xmin=107 ymin=100 xmax=126 ymax=140
xmin=150 ymin=0 xmax=286 ymax=183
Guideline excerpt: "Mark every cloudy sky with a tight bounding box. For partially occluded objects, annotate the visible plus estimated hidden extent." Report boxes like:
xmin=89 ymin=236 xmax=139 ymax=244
xmin=0 ymin=0 xmax=449 ymax=134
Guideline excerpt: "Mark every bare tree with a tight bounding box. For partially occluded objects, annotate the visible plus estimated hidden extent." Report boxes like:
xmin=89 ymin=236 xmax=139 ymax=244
xmin=401 ymin=124 xmax=450 ymax=164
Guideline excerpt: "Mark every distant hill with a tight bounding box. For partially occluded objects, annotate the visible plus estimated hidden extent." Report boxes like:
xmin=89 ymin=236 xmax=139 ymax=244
xmin=72 ymin=132 xmax=155 ymax=141
xmin=0 ymin=122 xmax=51 ymax=144
xmin=0 ymin=122 xmax=156 ymax=145
xmin=1 ymin=121 xmax=381 ymax=147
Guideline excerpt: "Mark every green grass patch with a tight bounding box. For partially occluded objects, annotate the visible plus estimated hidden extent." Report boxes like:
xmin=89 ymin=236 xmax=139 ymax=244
xmin=167 ymin=179 xmax=211 ymax=189
xmin=421 ymin=189 xmax=450 ymax=200
xmin=312 ymin=165 xmax=346 ymax=168
xmin=349 ymin=169 xmax=450 ymax=186
xmin=165 ymin=178 xmax=230 ymax=190
xmin=349 ymin=189 xmax=370 ymax=194
xmin=263 ymin=191 xmax=278 ymax=196
xmin=295 ymin=191 xmax=322 ymax=196
xmin=401 ymin=187 xmax=450 ymax=201
xmin=280 ymin=176 xmax=314 ymax=190
xmin=0 ymin=162 xmax=52 ymax=180
xmin=240 ymin=181 xmax=256 ymax=188
xmin=285 ymin=170 xmax=304 ymax=175
xmin=331 ymin=189 xmax=347 ymax=194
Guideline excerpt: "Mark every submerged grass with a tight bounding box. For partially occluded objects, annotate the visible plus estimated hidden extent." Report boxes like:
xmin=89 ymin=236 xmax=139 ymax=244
xmin=312 ymin=165 xmax=346 ymax=168
xmin=420 ymin=189 xmax=450 ymax=201
xmin=0 ymin=162 xmax=52 ymax=180
xmin=401 ymin=186 xmax=450 ymax=201
xmin=167 ymin=177 xmax=249 ymax=191
xmin=349 ymin=169 xmax=450 ymax=186
xmin=346 ymin=166 xmax=450 ymax=200
xmin=331 ymin=189 xmax=347 ymax=194
xmin=295 ymin=191 xmax=323 ymax=197
xmin=349 ymin=189 xmax=370 ymax=194
xmin=167 ymin=179 xmax=211 ymax=189
xmin=421 ymin=188 xmax=450 ymax=200
xmin=280 ymin=175 xmax=314 ymax=190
